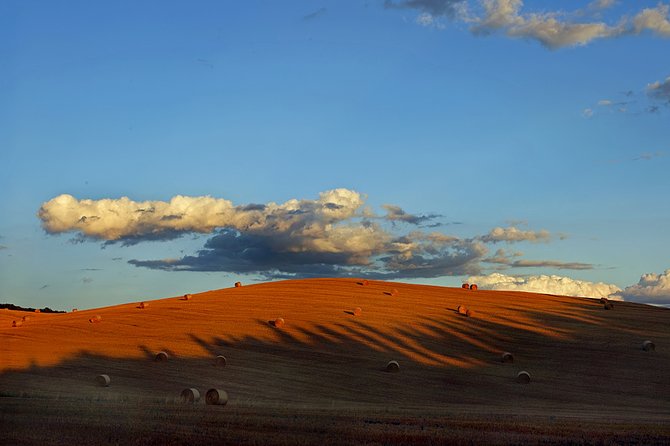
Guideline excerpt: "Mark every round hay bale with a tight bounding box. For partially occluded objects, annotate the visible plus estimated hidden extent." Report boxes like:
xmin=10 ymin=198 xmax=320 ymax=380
xmin=234 ymin=281 xmax=242 ymax=287
xmin=353 ymin=307 xmax=362 ymax=316
xmin=604 ymin=302 xmax=614 ymax=310
xmin=181 ymin=388 xmax=201 ymax=403
xmin=95 ymin=374 xmax=110 ymax=387
xmin=362 ymin=279 xmax=369 ymax=286
xmin=501 ymin=352 xmax=514 ymax=363
xmin=12 ymin=320 xmax=22 ymax=328
xmin=89 ymin=315 xmax=102 ymax=323
xmin=599 ymin=297 xmax=609 ymax=304
xmin=465 ymin=309 xmax=474 ymax=318
xmin=516 ymin=371 xmax=531 ymax=383
xmin=469 ymin=284 xmax=478 ymax=291
xmin=138 ymin=302 xmax=149 ymax=309
xmin=205 ymin=388 xmax=228 ymax=406
xmin=274 ymin=317 xmax=285 ymax=328
xmin=457 ymin=305 xmax=468 ymax=315
xmin=34 ymin=309 xmax=40 ymax=313
xmin=22 ymin=316 xmax=31 ymax=322
xmin=182 ymin=294 xmax=192 ymax=301
xmin=390 ymin=288 xmax=399 ymax=296
xmin=642 ymin=340 xmax=655 ymax=352
xmin=72 ymin=308 xmax=78 ymax=312
xmin=215 ymin=355 xmax=227 ymax=367
xmin=155 ymin=351 xmax=169 ymax=362
xmin=462 ymin=283 xmax=469 ymax=289
xmin=385 ymin=360 xmax=400 ymax=373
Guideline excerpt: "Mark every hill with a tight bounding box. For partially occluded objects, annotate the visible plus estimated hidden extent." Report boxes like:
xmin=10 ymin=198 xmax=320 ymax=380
xmin=1 ymin=278 xmax=669 ymax=444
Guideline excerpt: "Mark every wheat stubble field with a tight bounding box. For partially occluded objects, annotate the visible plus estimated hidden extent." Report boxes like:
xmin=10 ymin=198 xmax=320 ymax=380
xmin=1 ymin=278 xmax=669 ymax=445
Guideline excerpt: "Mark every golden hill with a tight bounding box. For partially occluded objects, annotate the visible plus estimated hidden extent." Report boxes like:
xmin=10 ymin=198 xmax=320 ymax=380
xmin=1 ymin=278 xmax=669 ymax=420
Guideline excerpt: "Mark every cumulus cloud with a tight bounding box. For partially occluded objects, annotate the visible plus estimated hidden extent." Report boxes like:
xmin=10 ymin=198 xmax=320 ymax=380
xmin=467 ymin=272 xmax=622 ymax=299
xmin=647 ymin=76 xmax=670 ymax=104
xmin=386 ymin=0 xmax=670 ymax=49
xmin=479 ymin=226 xmax=551 ymax=243
xmin=612 ymin=269 xmax=670 ymax=304
xmin=382 ymin=204 xmax=441 ymax=225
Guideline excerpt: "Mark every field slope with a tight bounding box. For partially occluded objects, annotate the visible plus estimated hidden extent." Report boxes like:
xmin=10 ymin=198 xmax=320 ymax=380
xmin=1 ymin=278 xmax=669 ymax=444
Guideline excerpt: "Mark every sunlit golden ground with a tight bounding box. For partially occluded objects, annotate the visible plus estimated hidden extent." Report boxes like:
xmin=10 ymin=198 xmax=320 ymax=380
xmin=1 ymin=278 xmax=669 ymax=444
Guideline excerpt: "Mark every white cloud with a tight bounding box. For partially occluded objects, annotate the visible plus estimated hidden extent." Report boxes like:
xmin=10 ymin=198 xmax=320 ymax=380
xmin=416 ymin=13 xmax=446 ymax=29
xmin=582 ymin=108 xmax=594 ymax=118
xmin=479 ymin=226 xmax=551 ymax=243
xmin=467 ymin=272 xmax=622 ymax=299
xmin=612 ymin=269 xmax=670 ymax=304
xmin=647 ymin=76 xmax=670 ymax=103
xmin=598 ymin=99 xmax=613 ymax=106
xmin=632 ymin=4 xmax=670 ymax=36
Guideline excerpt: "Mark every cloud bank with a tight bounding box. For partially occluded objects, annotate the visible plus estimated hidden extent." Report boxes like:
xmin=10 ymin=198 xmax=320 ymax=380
xmin=612 ymin=269 xmax=670 ymax=304
xmin=467 ymin=272 xmax=622 ymax=299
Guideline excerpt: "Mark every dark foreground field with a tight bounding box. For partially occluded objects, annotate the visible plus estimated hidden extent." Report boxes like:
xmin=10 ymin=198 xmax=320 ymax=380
xmin=2 ymin=278 xmax=669 ymax=444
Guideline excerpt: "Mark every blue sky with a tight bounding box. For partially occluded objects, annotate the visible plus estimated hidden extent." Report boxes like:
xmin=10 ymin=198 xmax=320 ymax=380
xmin=1 ymin=0 xmax=669 ymax=309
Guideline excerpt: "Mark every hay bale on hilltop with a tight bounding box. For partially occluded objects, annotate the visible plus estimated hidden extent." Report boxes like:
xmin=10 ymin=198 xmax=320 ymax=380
xmin=205 ymin=388 xmax=228 ymax=406
xmin=155 ymin=351 xmax=169 ymax=362
xmin=390 ymin=288 xmax=399 ymax=296
xmin=604 ymin=302 xmax=614 ymax=310
xmin=234 ymin=282 xmax=242 ymax=287
xmin=181 ymin=294 xmax=192 ymax=301
xmin=457 ymin=305 xmax=468 ymax=315
xmin=215 ymin=355 xmax=227 ymax=367
xmin=138 ymin=302 xmax=149 ymax=309
xmin=642 ymin=340 xmax=655 ymax=352
xmin=353 ymin=307 xmax=362 ymax=317
xmin=385 ymin=360 xmax=400 ymax=373
xmin=89 ymin=315 xmax=102 ymax=323
xmin=273 ymin=317 xmax=285 ymax=328
xmin=95 ymin=374 xmax=110 ymax=387
xmin=516 ymin=371 xmax=531 ymax=383
xmin=501 ymin=352 xmax=514 ymax=363
xmin=362 ymin=279 xmax=369 ymax=286
xmin=470 ymin=284 xmax=478 ymax=291
xmin=465 ymin=309 xmax=475 ymax=318
xmin=462 ymin=283 xmax=470 ymax=289
xmin=34 ymin=309 xmax=40 ymax=313
xmin=12 ymin=320 xmax=22 ymax=328
xmin=600 ymin=297 xmax=609 ymax=304
xmin=72 ymin=308 xmax=78 ymax=312
xmin=181 ymin=388 xmax=201 ymax=403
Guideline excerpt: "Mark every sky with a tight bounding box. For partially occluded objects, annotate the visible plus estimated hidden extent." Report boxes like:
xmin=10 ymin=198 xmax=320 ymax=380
xmin=1 ymin=0 xmax=669 ymax=309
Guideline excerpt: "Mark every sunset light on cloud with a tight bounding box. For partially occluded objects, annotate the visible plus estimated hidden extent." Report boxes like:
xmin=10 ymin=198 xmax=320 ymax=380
xmin=2 ymin=0 xmax=669 ymax=309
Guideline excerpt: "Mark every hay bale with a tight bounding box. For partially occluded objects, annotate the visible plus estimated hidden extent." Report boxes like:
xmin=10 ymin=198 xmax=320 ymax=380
xmin=215 ymin=355 xmax=227 ymax=367
xmin=89 ymin=315 xmax=102 ymax=323
xmin=205 ymin=388 xmax=228 ymax=406
xmin=469 ymin=284 xmax=478 ymax=291
xmin=362 ymin=279 xmax=369 ymax=286
xmin=390 ymin=288 xmax=399 ymax=296
xmin=95 ymin=374 xmax=110 ymax=387
xmin=34 ymin=309 xmax=40 ymax=313
xmin=600 ymin=297 xmax=609 ymax=304
xmin=274 ymin=317 xmax=285 ymax=328
xmin=22 ymin=316 xmax=31 ymax=322
xmin=181 ymin=388 xmax=201 ymax=403
xmin=182 ymin=294 xmax=192 ymax=301
xmin=155 ymin=351 xmax=169 ymax=362
xmin=642 ymin=340 xmax=655 ymax=352
xmin=385 ymin=360 xmax=400 ymax=373
xmin=516 ymin=371 xmax=531 ymax=383
xmin=465 ymin=309 xmax=474 ymax=318
xmin=501 ymin=352 xmax=514 ymax=363
xmin=138 ymin=302 xmax=149 ymax=309
xmin=353 ymin=307 xmax=362 ymax=316
xmin=72 ymin=308 xmax=78 ymax=312
xmin=234 ymin=282 xmax=242 ymax=287
xmin=462 ymin=283 xmax=469 ymax=289
xmin=457 ymin=305 xmax=468 ymax=315
xmin=604 ymin=302 xmax=614 ymax=310
xmin=12 ymin=320 xmax=22 ymax=328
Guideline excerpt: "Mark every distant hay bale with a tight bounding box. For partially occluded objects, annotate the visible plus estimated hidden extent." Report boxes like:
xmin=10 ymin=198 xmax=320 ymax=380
xmin=642 ymin=340 xmax=655 ymax=352
xmin=516 ymin=371 xmax=531 ymax=384
xmin=390 ymin=288 xmax=399 ymax=296
xmin=72 ymin=308 xmax=78 ymax=312
xmin=462 ymin=283 xmax=469 ymax=289
xmin=155 ymin=351 xmax=169 ymax=362
xmin=215 ymin=355 xmax=227 ymax=367
xmin=182 ymin=294 xmax=192 ymax=301
xmin=205 ymin=388 xmax=228 ymax=406
xmin=353 ymin=307 xmax=362 ymax=316
xmin=501 ymin=352 xmax=514 ymax=363
xmin=181 ymin=388 xmax=201 ymax=403
xmin=138 ymin=302 xmax=149 ymax=309
xmin=600 ymin=297 xmax=609 ymax=304
xmin=469 ymin=284 xmax=478 ymax=291
xmin=385 ymin=360 xmax=400 ymax=373
xmin=234 ymin=282 xmax=242 ymax=287
xmin=22 ymin=316 xmax=31 ymax=322
xmin=274 ymin=317 xmax=285 ymax=328
xmin=89 ymin=315 xmax=102 ymax=323
xmin=362 ymin=279 xmax=369 ymax=286
xmin=457 ymin=305 xmax=468 ymax=315
xmin=12 ymin=320 xmax=22 ymax=328
xmin=95 ymin=374 xmax=110 ymax=387
xmin=465 ymin=309 xmax=474 ymax=318
xmin=34 ymin=309 xmax=40 ymax=313
xmin=604 ymin=302 xmax=614 ymax=310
